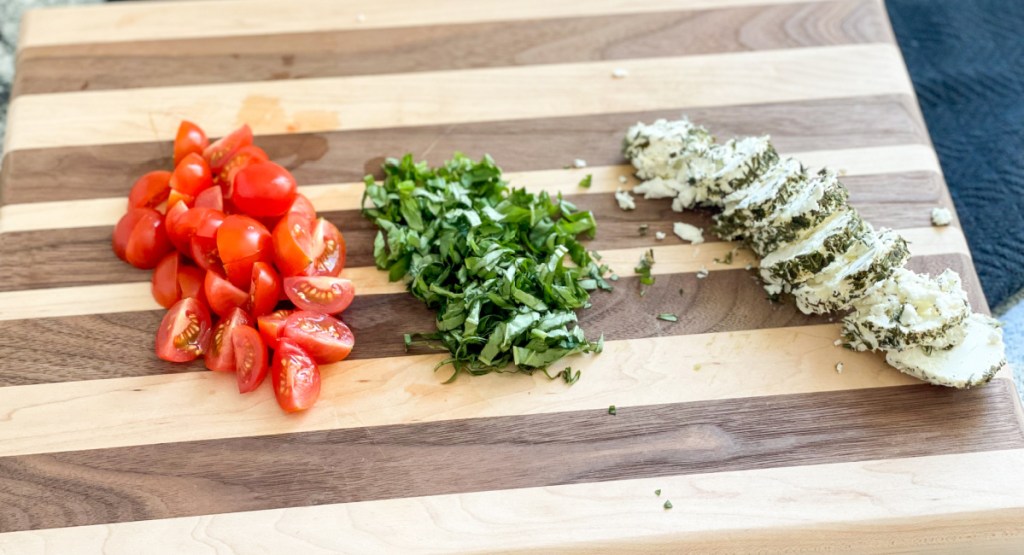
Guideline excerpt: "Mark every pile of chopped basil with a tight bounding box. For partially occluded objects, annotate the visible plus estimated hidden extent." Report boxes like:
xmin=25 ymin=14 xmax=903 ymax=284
xmin=362 ymin=153 xmax=609 ymax=382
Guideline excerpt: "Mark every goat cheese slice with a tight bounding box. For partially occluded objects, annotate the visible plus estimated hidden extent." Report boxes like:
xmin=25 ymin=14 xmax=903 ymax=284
xmin=713 ymin=157 xmax=806 ymax=241
xmin=747 ymin=169 xmax=850 ymax=257
xmin=623 ymin=118 xmax=713 ymax=181
xmin=885 ymin=313 xmax=1006 ymax=388
xmin=758 ymin=209 xmax=867 ymax=293
xmin=841 ymin=268 xmax=971 ymax=352
xmin=700 ymin=136 xmax=778 ymax=207
xmin=793 ymin=227 xmax=910 ymax=314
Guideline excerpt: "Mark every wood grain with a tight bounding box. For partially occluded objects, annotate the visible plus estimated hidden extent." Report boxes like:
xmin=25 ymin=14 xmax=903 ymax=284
xmin=0 ymin=95 xmax=929 ymax=204
xmin=6 ymin=447 xmax=1023 ymax=553
xmin=16 ymin=0 xmax=853 ymax=48
xmin=13 ymin=1 xmax=887 ymax=96
xmin=4 ymin=45 xmax=912 ymax=152
xmin=1 ymin=381 xmax=1020 ymax=532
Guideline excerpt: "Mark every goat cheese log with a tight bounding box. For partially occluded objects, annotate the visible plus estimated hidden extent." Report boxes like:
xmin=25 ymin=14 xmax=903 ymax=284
xmin=622 ymin=118 xmax=1006 ymax=388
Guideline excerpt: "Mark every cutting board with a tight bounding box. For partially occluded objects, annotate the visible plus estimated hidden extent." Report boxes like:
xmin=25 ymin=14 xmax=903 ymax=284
xmin=2 ymin=0 xmax=1024 ymax=551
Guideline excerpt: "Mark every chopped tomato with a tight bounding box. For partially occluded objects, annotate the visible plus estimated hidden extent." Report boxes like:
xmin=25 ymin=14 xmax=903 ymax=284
xmin=232 ymin=161 xmax=298 ymax=218
xmin=280 ymin=310 xmax=355 ymax=364
xmin=271 ymin=339 xmax=321 ymax=412
xmin=152 ymin=252 xmax=204 ymax=308
xmin=307 ymin=218 xmax=346 ymax=276
xmin=194 ymin=186 xmax=224 ymax=211
xmin=233 ymin=326 xmax=268 ymax=393
xmin=164 ymin=200 xmax=191 ymax=252
xmin=155 ymin=297 xmax=212 ymax=362
xmin=283 ymin=276 xmax=355 ymax=314
xmin=257 ymin=309 xmax=292 ymax=350
xmin=203 ymin=124 xmax=253 ymax=174
xmin=217 ymin=214 xmax=273 ymax=289
xmin=215 ymin=144 xmax=269 ymax=197
xmin=169 ymin=152 xmax=213 ymax=207
xmin=204 ymin=268 xmax=249 ymax=318
xmin=178 ymin=264 xmax=206 ymax=305
xmin=128 ymin=170 xmax=172 ymax=210
xmin=248 ymin=261 xmax=281 ymax=317
xmin=204 ymin=307 xmax=253 ymax=372
xmin=288 ymin=193 xmax=317 ymax=220
xmin=272 ymin=214 xmax=345 ymax=277
xmin=167 ymin=206 xmax=224 ymax=261
xmin=174 ymin=120 xmax=209 ymax=167
xmin=113 ymin=207 xmax=172 ymax=269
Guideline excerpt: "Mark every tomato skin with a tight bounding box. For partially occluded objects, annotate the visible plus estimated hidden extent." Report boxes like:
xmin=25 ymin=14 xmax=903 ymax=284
xmin=283 ymin=276 xmax=355 ymax=314
xmin=177 ymin=264 xmax=207 ymax=305
xmin=152 ymin=252 xmax=182 ymax=308
xmin=204 ymin=307 xmax=253 ymax=372
xmin=248 ymin=261 xmax=282 ymax=317
xmin=203 ymin=124 xmax=253 ymax=174
xmin=217 ymin=214 xmax=273 ymax=288
xmin=288 ymin=193 xmax=317 ymax=220
xmin=164 ymin=200 xmax=191 ymax=252
xmin=174 ymin=120 xmax=209 ymax=167
xmin=156 ymin=297 xmax=212 ymax=362
xmin=271 ymin=339 xmax=321 ymax=412
xmin=233 ymin=326 xmax=269 ymax=393
xmin=115 ymin=208 xmax=172 ymax=269
xmin=204 ymin=269 xmax=249 ymax=318
xmin=194 ymin=186 xmax=224 ymax=211
xmin=128 ymin=171 xmax=172 ymax=210
xmin=280 ymin=310 xmax=355 ymax=364
xmin=215 ymin=145 xmax=269 ymax=197
xmin=257 ymin=309 xmax=293 ymax=350
xmin=169 ymin=152 xmax=214 ymax=204
xmin=232 ymin=161 xmax=298 ymax=218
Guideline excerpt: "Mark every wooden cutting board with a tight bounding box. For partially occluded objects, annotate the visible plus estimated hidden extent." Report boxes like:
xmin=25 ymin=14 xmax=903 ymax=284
xmin=2 ymin=0 xmax=1023 ymax=551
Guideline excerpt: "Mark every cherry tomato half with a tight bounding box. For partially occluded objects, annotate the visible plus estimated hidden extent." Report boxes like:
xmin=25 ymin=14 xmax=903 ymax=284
xmin=257 ymin=309 xmax=293 ymax=351
xmin=151 ymin=252 xmax=206 ymax=308
xmin=204 ymin=268 xmax=249 ymax=318
xmin=271 ymin=339 xmax=321 ymax=412
xmin=204 ymin=307 xmax=253 ymax=372
xmin=232 ymin=161 xmax=298 ymax=218
xmin=155 ymin=297 xmax=212 ymax=362
xmin=194 ymin=186 xmax=224 ymax=211
xmin=233 ymin=326 xmax=268 ymax=393
xmin=280 ymin=310 xmax=355 ymax=364
xmin=174 ymin=120 xmax=209 ymax=167
xmin=217 ymin=214 xmax=273 ymax=289
xmin=248 ymin=261 xmax=282 ymax=317
xmin=272 ymin=215 xmax=345 ymax=277
xmin=113 ymin=207 xmax=172 ymax=269
xmin=283 ymin=276 xmax=355 ymax=314
xmin=169 ymin=152 xmax=213 ymax=207
xmin=215 ymin=144 xmax=269 ymax=197
xmin=128 ymin=170 xmax=171 ymax=210
xmin=288 ymin=193 xmax=317 ymax=220
xmin=203 ymin=124 xmax=253 ymax=174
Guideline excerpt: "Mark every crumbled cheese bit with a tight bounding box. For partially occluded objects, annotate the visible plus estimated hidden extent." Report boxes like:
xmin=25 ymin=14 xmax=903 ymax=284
xmin=931 ymin=207 xmax=952 ymax=226
xmin=696 ymin=267 xmax=709 ymax=279
xmin=618 ymin=175 xmax=628 ymax=184
xmin=614 ymin=188 xmax=635 ymax=210
xmin=572 ymin=158 xmax=588 ymax=169
xmin=744 ymin=264 xmax=753 ymax=271
xmin=655 ymin=231 xmax=666 ymax=241
xmin=672 ymin=222 xmax=704 ymax=244
xmin=834 ymin=339 xmax=843 ymax=346
xmin=835 ymin=362 xmax=844 ymax=374
xmin=611 ymin=68 xmax=629 ymax=79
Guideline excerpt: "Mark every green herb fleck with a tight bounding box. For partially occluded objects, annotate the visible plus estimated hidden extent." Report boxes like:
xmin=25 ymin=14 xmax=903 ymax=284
xmin=608 ymin=405 xmax=617 ymax=415
xmin=678 ymin=288 xmax=684 ymax=296
xmin=362 ymin=154 xmax=607 ymax=382
xmin=634 ymin=249 xmax=656 ymax=291
xmin=663 ymin=500 xmax=673 ymax=510
xmin=609 ymin=274 xmax=619 ymax=282
xmin=693 ymin=363 xmax=702 ymax=372
xmin=655 ymin=489 xmax=662 ymax=496
xmin=578 ymin=174 xmax=593 ymax=189
xmin=714 ymin=249 xmax=735 ymax=265
xmin=657 ymin=313 xmax=678 ymax=322
xmin=638 ymin=224 xmax=649 ymax=237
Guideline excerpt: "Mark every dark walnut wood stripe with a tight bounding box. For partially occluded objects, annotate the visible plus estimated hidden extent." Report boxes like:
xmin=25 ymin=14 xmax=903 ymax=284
xmin=11 ymin=0 xmax=888 ymax=96
xmin=1 ymin=380 xmax=1020 ymax=533
xmin=0 ymin=253 xmax=983 ymax=387
xmin=0 ymin=173 xmax=946 ymax=292
xmin=0 ymin=95 xmax=928 ymax=204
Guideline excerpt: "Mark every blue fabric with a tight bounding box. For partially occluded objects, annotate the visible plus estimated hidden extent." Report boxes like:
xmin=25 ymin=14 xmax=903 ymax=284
xmin=886 ymin=0 xmax=1024 ymax=308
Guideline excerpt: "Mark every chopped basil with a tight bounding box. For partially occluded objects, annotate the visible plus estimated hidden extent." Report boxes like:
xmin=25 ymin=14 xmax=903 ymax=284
xmin=657 ymin=313 xmax=678 ymax=322
xmin=638 ymin=223 xmax=649 ymax=236
xmin=655 ymin=489 xmax=662 ymax=496
xmin=363 ymin=154 xmax=607 ymax=382
xmin=634 ymin=249 xmax=656 ymax=291
xmin=608 ymin=405 xmax=617 ymax=415
xmin=578 ymin=174 xmax=593 ymax=188
xmin=663 ymin=500 xmax=673 ymax=510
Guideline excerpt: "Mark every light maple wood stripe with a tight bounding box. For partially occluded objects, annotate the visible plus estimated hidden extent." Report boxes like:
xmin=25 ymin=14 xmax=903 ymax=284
xmin=0 ymin=227 xmax=967 ymax=322
xmin=3 ymin=446 xmax=1022 ymax=554
xmin=0 ymin=323 xmax=923 ymax=458
xmin=4 ymin=44 xmax=911 ymax=153
xmin=0 ymin=145 xmax=941 ymax=234
xmin=18 ymin=0 xmax=844 ymax=49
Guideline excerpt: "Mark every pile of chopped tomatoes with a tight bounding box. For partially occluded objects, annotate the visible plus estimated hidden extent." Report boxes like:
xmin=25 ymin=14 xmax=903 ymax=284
xmin=112 ymin=121 xmax=355 ymax=412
